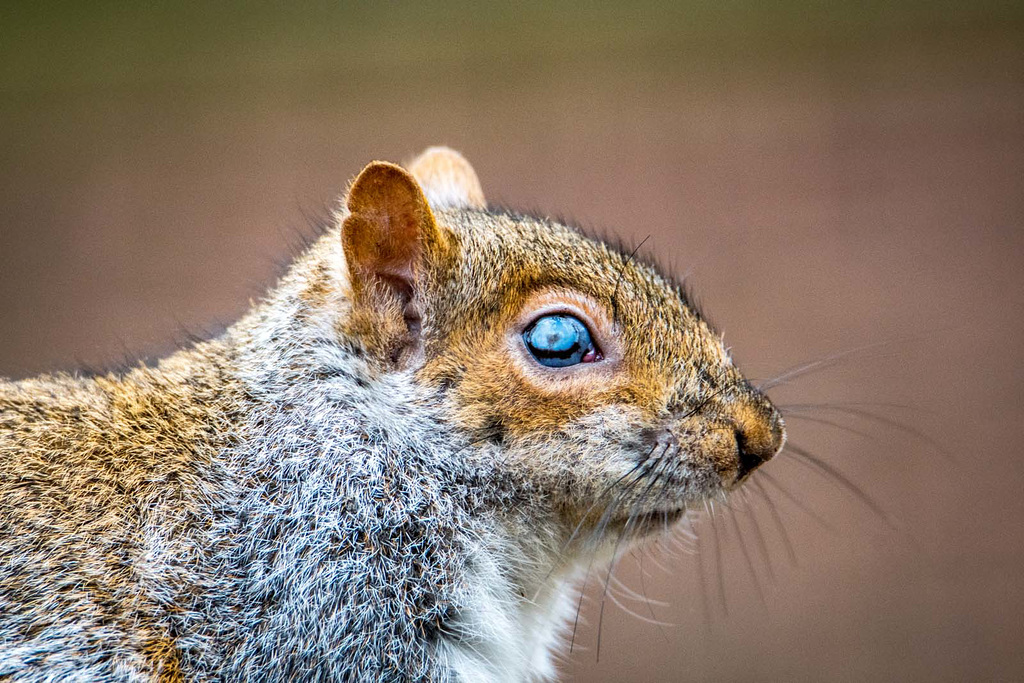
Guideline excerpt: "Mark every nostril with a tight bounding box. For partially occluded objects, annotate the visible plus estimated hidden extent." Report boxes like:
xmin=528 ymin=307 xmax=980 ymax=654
xmin=729 ymin=400 xmax=785 ymax=482
xmin=734 ymin=430 xmax=767 ymax=480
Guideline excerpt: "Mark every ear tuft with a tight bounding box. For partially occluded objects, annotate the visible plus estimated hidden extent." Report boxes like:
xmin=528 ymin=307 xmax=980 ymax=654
xmin=407 ymin=146 xmax=486 ymax=211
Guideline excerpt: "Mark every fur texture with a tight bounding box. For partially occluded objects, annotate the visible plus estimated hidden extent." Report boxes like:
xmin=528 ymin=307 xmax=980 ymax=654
xmin=0 ymin=148 xmax=783 ymax=682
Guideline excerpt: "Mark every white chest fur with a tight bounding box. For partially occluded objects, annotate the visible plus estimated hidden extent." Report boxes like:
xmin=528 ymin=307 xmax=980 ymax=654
xmin=438 ymin=549 xmax=581 ymax=683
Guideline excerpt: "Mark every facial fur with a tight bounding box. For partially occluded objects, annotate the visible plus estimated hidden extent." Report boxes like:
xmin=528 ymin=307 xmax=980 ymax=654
xmin=413 ymin=205 xmax=785 ymax=546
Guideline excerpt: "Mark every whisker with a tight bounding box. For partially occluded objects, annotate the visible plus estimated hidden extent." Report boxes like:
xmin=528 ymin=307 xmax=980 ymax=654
xmin=595 ymin=524 xmax=629 ymax=661
xmin=568 ymin=585 xmax=588 ymax=655
xmin=635 ymin=550 xmax=672 ymax=643
xmin=561 ymin=453 xmax=653 ymax=557
xmin=596 ymin=456 xmax=673 ymax=661
xmin=611 ymin=235 xmax=651 ymax=322
xmin=757 ymin=328 xmax=955 ymax=392
xmin=691 ymin=530 xmax=711 ymax=633
xmin=677 ymin=384 xmax=735 ymax=425
xmin=779 ymin=400 xmax=933 ymax=416
xmin=756 ymin=469 xmax=835 ymax=532
xmin=569 ymin=457 xmax=657 ymax=653
xmin=783 ymin=404 xmax=955 ymax=464
xmin=709 ymin=510 xmax=728 ymax=617
xmin=728 ymin=506 xmax=765 ymax=605
xmin=604 ymin=583 xmax=676 ymax=627
xmin=618 ymin=502 xmax=677 ymax=638
xmin=751 ymin=476 xmax=797 ymax=565
xmin=626 ymin=462 xmax=684 ymax=643
xmin=589 ymin=456 xmax=660 ymax=550
xmin=610 ymin=570 xmax=670 ymax=608
xmin=643 ymin=535 xmax=677 ymax=574
xmin=779 ymin=412 xmax=880 ymax=442
xmin=546 ymin=451 xmax=658 ymax=607
xmin=784 ymin=443 xmax=894 ymax=526
xmin=756 ymin=339 xmax=902 ymax=391
xmin=740 ymin=487 xmax=777 ymax=584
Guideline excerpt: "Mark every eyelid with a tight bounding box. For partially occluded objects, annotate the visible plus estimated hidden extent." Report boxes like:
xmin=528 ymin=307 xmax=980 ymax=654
xmin=508 ymin=288 xmax=624 ymax=376
xmin=505 ymin=290 xmax=622 ymax=389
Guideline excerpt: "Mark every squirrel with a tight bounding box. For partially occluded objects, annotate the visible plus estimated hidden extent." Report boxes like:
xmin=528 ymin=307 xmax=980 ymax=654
xmin=0 ymin=147 xmax=784 ymax=682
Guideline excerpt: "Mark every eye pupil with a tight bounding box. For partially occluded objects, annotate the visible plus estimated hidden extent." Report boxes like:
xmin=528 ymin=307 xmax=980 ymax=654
xmin=523 ymin=315 xmax=599 ymax=368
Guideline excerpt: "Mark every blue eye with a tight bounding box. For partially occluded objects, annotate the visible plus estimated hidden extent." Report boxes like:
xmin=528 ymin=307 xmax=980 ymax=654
xmin=523 ymin=314 xmax=602 ymax=367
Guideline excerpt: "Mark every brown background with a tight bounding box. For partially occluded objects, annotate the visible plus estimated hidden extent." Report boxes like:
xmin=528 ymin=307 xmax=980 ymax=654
xmin=2 ymin=3 xmax=1022 ymax=681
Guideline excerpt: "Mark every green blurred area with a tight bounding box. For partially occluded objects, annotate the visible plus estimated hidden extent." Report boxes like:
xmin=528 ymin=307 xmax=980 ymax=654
xmin=3 ymin=1 xmax=1022 ymax=94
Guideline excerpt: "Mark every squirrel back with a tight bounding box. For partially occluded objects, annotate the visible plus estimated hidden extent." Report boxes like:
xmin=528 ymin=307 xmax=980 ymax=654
xmin=0 ymin=147 xmax=784 ymax=682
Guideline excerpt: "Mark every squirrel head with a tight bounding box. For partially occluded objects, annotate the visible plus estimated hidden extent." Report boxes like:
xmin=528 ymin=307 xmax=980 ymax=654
xmin=337 ymin=147 xmax=784 ymax=545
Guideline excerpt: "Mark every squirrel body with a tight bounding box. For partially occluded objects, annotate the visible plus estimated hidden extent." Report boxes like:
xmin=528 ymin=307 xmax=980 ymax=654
xmin=0 ymin=148 xmax=784 ymax=682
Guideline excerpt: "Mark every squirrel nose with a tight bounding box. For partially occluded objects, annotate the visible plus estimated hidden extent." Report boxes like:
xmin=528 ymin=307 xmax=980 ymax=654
xmin=732 ymin=401 xmax=785 ymax=481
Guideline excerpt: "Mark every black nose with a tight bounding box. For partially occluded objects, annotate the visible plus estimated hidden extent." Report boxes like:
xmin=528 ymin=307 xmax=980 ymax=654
xmin=732 ymin=408 xmax=785 ymax=481
xmin=735 ymin=430 xmax=770 ymax=480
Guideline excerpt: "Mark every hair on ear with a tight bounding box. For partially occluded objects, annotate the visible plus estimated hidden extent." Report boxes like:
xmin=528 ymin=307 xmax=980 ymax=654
xmin=341 ymin=161 xmax=443 ymax=364
xmin=407 ymin=146 xmax=486 ymax=211
xmin=343 ymin=161 xmax=436 ymax=302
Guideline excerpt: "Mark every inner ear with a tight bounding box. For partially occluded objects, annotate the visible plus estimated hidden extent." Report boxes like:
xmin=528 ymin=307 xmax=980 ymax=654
xmin=342 ymin=161 xmax=438 ymax=357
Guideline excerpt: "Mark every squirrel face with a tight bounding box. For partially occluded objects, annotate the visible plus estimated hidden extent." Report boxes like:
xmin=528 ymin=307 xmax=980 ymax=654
xmin=340 ymin=147 xmax=784 ymax=545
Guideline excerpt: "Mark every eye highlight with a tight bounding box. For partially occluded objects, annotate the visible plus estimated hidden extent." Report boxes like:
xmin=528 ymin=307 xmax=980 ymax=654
xmin=523 ymin=314 xmax=603 ymax=367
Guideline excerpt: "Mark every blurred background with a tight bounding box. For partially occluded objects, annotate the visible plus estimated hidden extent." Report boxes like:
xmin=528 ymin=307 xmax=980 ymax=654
xmin=2 ymin=2 xmax=1022 ymax=681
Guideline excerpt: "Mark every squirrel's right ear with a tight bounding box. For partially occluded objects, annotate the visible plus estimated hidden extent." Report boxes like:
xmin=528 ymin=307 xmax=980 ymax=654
xmin=343 ymin=161 xmax=441 ymax=297
xmin=342 ymin=162 xmax=453 ymax=362
xmin=407 ymin=146 xmax=486 ymax=210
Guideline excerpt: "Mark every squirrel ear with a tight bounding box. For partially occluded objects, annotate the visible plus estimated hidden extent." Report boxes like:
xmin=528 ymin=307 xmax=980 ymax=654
xmin=342 ymin=161 xmax=437 ymax=303
xmin=407 ymin=146 xmax=486 ymax=210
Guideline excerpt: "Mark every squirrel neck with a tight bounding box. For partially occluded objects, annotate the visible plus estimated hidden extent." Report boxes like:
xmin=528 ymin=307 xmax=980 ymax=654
xmin=113 ymin=228 xmax=577 ymax=680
